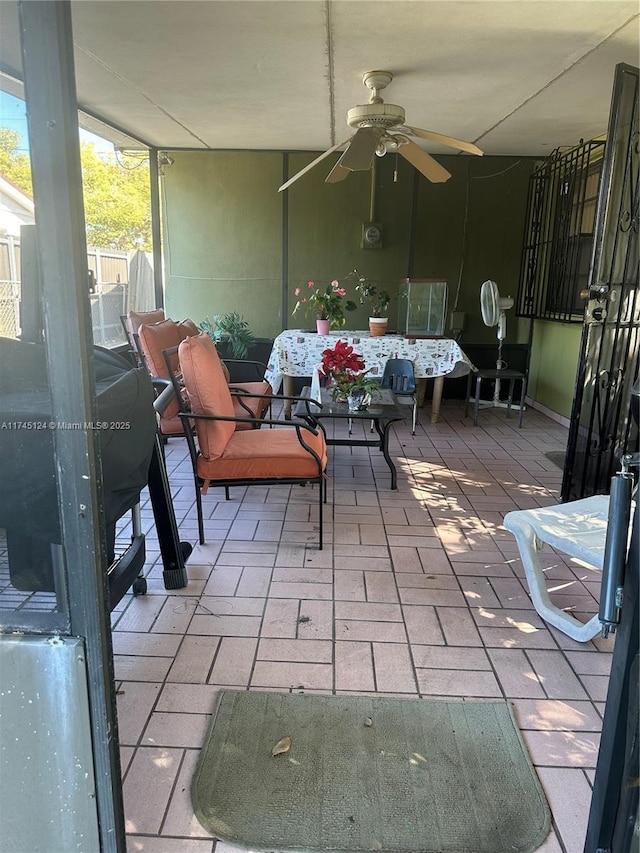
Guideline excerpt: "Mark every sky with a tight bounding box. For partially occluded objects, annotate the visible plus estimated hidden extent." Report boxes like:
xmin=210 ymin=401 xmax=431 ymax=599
xmin=0 ymin=90 xmax=115 ymax=155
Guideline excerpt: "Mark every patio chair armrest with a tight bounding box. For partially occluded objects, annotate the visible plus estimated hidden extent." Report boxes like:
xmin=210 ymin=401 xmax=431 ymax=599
xmin=151 ymin=376 xmax=171 ymax=391
xmin=227 ymin=388 xmax=264 ymax=418
xmin=228 ymin=389 xmax=321 ymax=408
xmin=298 ymin=396 xmax=323 ymax=414
xmin=223 ymin=358 xmax=268 ymax=380
xmin=228 ymin=385 xmax=269 ymax=395
xmin=153 ymin=381 xmax=177 ymax=417
xmin=178 ymin=410 xmax=320 ymax=436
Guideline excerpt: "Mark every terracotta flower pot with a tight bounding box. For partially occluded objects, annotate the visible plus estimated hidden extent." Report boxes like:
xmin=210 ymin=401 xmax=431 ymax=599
xmin=369 ymin=317 xmax=388 ymax=337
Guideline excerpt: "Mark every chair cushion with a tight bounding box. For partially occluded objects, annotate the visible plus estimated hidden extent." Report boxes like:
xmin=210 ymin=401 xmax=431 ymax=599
xmin=178 ymin=318 xmax=200 ymax=338
xmin=138 ymin=319 xmax=200 ymax=424
xmin=138 ymin=318 xmax=201 ymax=378
xmin=230 ymin=380 xmax=273 ymax=420
xmin=138 ymin=319 xmax=184 ymax=378
xmin=196 ymin=426 xmax=326 ymax=481
xmin=128 ymin=309 xmax=165 ymax=335
xmin=158 ymin=414 xmax=185 ymax=436
xmin=179 ymin=333 xmax=236 ymax=459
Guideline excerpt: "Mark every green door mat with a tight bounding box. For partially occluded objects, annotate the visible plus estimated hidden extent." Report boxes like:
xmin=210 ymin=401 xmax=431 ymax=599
xmin=192 ymin=690 xmax=551 ymax=853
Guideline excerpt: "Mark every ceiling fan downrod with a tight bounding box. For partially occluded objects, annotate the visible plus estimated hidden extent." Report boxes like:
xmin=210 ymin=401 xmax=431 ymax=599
xmin=362 ymin=70 xmax=394 ymax=104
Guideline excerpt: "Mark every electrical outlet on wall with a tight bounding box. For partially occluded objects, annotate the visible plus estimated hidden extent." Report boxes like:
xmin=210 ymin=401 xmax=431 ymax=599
xmin=449 ymin=311 xmax=466 ymax=335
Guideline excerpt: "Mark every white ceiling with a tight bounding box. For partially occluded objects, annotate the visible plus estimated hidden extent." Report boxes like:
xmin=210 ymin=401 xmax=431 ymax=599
xmin=1 ymin=1 xmax=638 ymax=157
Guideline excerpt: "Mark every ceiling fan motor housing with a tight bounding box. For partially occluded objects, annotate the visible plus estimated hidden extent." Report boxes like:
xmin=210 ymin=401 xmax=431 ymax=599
xmin=347 ymin=103 xmax=406 ymax=129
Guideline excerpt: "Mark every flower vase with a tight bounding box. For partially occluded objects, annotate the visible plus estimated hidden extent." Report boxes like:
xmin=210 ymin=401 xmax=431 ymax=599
xmin=347 ymin=388 xmax=371 ymax=412
xmin=316 ymin=318 xmax=331 ymax=335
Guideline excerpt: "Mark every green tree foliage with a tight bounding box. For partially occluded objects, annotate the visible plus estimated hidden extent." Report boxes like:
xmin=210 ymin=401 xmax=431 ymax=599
xmin=0 ymin=128 xmax=33 ymax=195
xmin=0 ymin=128 xmax=151 ymax=251
xmin=80 ymin=144 xmax=151 ymax=251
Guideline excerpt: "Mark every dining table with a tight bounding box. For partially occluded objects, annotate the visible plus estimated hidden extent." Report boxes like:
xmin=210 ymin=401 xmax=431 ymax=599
xmin=265 ymin=329 xmax=474 ymax=422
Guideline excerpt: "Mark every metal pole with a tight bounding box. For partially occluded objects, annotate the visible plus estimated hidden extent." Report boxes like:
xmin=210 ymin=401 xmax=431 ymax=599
xmin=19 ymin=2 xmax=125 ymax=848
xmin=281 ymin=153 xmax=289 ymax=331
xmin=149 ymin=148 xmax=164 ymax=309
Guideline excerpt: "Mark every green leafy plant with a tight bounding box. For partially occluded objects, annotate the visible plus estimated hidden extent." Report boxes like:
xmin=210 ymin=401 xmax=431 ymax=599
xmin=292 ymin=279 xmax=357 ymax=330
xmin=348 ymin=370 xmax=379 ymax=393
xmin=350 ymin=270 xmax=391 ymax=317
xmin=199 ymin=312 xmax=255 ymax=359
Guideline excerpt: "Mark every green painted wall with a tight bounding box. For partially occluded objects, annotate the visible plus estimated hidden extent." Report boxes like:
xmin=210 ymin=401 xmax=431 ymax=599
xmin=162 ymin=151 xmax=283 ymax=337
xmin=285 ymin=153 xmax=414 ymax=330
xmin=160 ymin=149 xmax=585 ymax=417
xmin=528 ymin=320 xmax=582 ymax=419
xmin=413 ymin=156 xmax=534 ymax=344
xmin=162 ymin=149 xmax=534 ymax=340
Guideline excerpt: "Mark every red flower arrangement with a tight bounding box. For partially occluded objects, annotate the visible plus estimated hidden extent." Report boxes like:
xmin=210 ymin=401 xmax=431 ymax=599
xmin=321 ymin=340 xmax=365 ymax=375
xmin=320 ymin=340 xmax=377 ymax=401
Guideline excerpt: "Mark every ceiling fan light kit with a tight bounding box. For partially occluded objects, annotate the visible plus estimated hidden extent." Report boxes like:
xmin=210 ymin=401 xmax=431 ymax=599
xmin=278 ymin=70 xmax=483 ymax=192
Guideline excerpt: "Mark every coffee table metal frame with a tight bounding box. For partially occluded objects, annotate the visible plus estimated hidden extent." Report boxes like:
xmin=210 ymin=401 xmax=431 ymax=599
xmin=293 ymin=386 xmax=406 ymax=489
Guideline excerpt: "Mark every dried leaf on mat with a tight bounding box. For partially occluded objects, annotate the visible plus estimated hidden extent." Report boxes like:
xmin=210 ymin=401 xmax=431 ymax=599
xmin=272 ymin=736 xmax=292 ymax=756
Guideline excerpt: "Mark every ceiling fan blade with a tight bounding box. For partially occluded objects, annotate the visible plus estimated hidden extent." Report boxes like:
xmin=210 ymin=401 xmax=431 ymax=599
xmin=278 ymin=137 xmax=353 ymax=192
xmin=406 ymin=126 xmax=483 ymax=157
xmin=336 ymin=127 xmax=381 ymax=172
xmin=398 ymin=140 xmax=452 ymax=183
xmin=325 ymin=161 xmax=351 ymax=184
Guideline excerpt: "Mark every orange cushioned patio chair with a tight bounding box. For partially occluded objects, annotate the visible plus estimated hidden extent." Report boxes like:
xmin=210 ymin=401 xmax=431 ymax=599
xmin=121 ymin=309 xmax=166 ymax=366
xmin=136 ymin=317 xmax=201 ymax=436
xmin=138 ymin=318 xmax=272 ymax=436
xmin=174 ymin=332 xmax=327 ymax=548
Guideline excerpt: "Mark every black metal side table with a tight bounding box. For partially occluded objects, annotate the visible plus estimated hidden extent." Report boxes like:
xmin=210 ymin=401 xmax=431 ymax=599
xmin=293 ymin=387 xmax=406 ymax=489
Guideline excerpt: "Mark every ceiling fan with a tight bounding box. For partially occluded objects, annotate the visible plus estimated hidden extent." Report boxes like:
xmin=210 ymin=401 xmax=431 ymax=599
xmin=279 ymin=70 xmax=483 ymax=192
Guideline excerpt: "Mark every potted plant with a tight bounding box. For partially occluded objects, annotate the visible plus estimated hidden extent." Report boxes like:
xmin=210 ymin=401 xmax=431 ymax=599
xmin=292 ymin=279 xmax=356 ymax=333
xmin=352 ymin=270 xmax=391 ymax=337
xmin=199 ymin=312 xmax=255 ymax=359
xmin=320 ymin=339 xmax=378 ymax=409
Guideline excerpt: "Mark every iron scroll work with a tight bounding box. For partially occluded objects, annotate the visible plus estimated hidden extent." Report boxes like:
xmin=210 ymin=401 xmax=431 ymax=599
xmin=563 ymin=63 xmax=639 ymax=500
xmin=517 ymin=140 xmax=605 ymax=323
xmin=516 ymin=64 xmax=639 ymax=500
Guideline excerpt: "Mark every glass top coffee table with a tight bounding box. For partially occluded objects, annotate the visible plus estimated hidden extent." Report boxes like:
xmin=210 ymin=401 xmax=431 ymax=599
xmin=293 ymin=387 xmax=406 ymax=489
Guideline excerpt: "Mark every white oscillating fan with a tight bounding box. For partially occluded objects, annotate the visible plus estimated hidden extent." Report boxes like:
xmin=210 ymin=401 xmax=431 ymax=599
xmin=480 ymin=279 xmax=514 ymax=341
xmin=479 ymin=280 xmax=516 ymax=407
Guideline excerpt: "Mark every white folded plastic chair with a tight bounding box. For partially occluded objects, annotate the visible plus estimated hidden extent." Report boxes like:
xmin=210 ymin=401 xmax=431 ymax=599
xmin=504 ymin=496 xmax=610 ymax=642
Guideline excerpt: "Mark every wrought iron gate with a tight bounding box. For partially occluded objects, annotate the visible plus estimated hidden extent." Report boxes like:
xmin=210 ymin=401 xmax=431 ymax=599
xmin=517 ymin=141 xmax=605 ymax=323
xmin=563 ymin=63 xmax=639 ymax=501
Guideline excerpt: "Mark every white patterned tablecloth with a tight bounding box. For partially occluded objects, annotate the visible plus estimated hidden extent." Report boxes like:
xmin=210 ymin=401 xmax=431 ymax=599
xmin=265 ymin=330 xmax=474 ymax=394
